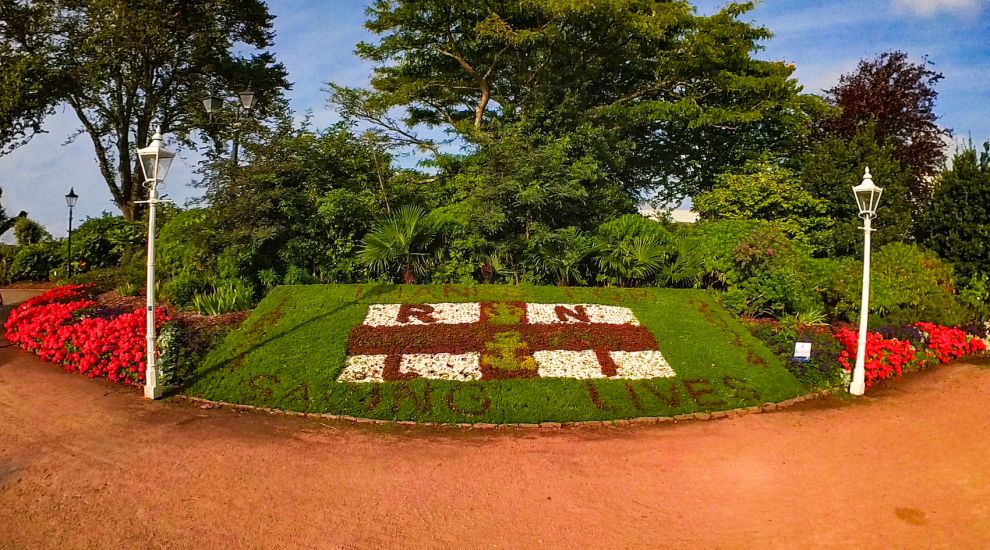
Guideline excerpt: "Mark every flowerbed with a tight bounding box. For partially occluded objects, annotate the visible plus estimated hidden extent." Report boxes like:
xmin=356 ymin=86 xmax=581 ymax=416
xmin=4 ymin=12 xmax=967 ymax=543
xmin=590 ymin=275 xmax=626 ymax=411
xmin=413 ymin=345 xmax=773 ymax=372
xmin=188 ymin=285 xmax=805 ymax=424
xmin=4 ymin=284 xmax=168 ymax=385
xmin=340 ymin=302 xmax=675 ymax=382
xmin=835 ymin=322 xmax=986 ymax=387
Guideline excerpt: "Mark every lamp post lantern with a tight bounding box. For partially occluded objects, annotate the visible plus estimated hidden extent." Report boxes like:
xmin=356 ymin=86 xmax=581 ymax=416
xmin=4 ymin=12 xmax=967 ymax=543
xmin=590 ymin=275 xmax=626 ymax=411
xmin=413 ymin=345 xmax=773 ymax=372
xmin=136 ymin=126 xmax=174 ymax=400
xmin=202 ymin=87 xmax=257 ymax=164
xmin=64 ymin=188 xmax=78 ymax=277
xmin=850 ymin=166 xmax=883 ymax=396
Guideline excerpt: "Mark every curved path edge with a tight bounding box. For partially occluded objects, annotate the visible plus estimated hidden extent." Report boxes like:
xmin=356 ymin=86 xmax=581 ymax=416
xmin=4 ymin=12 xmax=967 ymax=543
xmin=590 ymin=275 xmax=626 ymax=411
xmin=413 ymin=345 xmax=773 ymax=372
xmin=173 ymin=388 xmax=835 ymax=428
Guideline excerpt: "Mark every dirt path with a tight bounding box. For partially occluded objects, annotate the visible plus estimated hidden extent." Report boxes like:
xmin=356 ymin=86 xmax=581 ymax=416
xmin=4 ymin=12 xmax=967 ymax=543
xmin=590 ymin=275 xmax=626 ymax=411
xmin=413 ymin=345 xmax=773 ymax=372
xmin=2 ymin=340 xmax=989 ymax=549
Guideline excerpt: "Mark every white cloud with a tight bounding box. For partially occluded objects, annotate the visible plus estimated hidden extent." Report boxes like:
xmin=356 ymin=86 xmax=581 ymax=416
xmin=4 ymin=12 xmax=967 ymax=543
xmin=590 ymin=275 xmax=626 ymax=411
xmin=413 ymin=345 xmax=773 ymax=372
xmin=892 ymin=0 xmax=982 ymax=17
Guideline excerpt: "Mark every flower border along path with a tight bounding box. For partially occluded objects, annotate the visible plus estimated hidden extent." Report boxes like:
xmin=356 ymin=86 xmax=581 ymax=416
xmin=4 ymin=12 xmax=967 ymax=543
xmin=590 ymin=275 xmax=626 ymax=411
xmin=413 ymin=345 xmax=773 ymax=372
xmin=184 ymin=284 xmax=808 ymax=424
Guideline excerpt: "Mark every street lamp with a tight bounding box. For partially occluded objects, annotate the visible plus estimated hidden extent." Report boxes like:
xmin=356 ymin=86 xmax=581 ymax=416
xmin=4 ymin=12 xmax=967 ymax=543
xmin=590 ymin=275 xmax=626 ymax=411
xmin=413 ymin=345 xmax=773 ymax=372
xmin=849 ymin=166 xmax=883 ymax=396
xmin=64 ymin=188 xmax=78 ymax=278
xmin=136 ymin=126 xmax=174 ymax=400
xmin=202 ymin=87 xmax=257 ymax=164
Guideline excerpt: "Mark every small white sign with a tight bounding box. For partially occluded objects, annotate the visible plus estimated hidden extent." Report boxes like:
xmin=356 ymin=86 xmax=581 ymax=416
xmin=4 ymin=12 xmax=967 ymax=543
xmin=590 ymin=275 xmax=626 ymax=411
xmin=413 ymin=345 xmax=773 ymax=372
xmin=793 ymin=342 xmax=812 ymax=362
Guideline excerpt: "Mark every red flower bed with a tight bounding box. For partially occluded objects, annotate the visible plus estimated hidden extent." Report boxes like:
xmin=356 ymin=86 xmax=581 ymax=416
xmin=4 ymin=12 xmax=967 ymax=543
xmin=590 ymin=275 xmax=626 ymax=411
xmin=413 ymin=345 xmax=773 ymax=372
xmin=837 ymin=322 xmax=987 ymax=388
xmin=4 ymin=284 xmax=168 ymax=385
xmin=915 ymin=322 xmax=987 ymax=363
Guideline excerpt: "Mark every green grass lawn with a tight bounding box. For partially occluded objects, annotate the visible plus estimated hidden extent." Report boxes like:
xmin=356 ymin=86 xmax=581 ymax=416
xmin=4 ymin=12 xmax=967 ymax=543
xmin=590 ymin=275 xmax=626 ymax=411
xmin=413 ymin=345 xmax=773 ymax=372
xmin=183 ymin=284 xmax=806 ymax=423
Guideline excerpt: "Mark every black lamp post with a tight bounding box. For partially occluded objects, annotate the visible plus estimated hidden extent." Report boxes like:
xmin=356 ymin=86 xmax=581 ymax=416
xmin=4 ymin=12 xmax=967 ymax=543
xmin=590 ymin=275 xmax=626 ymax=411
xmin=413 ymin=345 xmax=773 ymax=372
xmin=202 ymin=87 xmax=257 ymax=164
xmin=65 ymin=187 xmax=78 ymax=277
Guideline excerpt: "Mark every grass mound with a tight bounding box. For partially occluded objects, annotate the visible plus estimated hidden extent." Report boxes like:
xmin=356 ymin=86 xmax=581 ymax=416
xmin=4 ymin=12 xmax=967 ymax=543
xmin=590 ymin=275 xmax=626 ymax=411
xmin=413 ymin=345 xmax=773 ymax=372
xmin=184 ymin=285 xmax=805 ymax=423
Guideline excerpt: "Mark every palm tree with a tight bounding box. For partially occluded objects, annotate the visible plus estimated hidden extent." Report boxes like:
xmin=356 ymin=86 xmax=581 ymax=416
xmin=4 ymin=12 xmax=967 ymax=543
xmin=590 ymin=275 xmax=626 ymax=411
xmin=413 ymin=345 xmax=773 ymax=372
xmin=359 ymin=205 xmax=438 ymax=284
xmin=658 ymin=239 xmax=704 ymax=288
xmin=596 ymin=235 xmax=668 ymax=287
xmin=530 ymin=227 xmax=595 ymax=286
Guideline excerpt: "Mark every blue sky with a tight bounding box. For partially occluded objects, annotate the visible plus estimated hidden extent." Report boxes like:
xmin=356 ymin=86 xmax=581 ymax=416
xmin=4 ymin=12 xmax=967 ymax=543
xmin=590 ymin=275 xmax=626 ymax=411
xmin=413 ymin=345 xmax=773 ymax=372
xmin=1 ymin=0 xmax=987 ymax=239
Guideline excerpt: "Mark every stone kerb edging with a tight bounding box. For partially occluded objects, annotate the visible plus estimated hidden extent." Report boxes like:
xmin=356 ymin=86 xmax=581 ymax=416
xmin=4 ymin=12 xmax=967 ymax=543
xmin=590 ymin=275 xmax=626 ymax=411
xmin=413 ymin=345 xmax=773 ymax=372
xmin=172 ymin=389 xmax=833 ymax=429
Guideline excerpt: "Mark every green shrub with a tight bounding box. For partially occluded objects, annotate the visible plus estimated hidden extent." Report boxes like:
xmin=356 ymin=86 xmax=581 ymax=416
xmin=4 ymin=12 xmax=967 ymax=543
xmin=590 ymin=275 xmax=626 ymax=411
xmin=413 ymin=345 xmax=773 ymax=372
xmin=869 ymin=243 xmax=972 ymax=325
xmin=958 ymin=275 xmax=990 ymax=323
xmin=677 ymin=219 xmax=766 ymax=287
xmin=727 ymin=226 xmax=823 ymax=317
xmin=9 ymin=241 xmax=63 ymax=282
xmin=13 ymin=217 xmax=51 ymax=246
xmin=594 ymin=214 xmax=673 ymax=243
xmin=282 ymin=265 xmax=316 ymax=285
xmin=811 ymin=243 xmax=974 ymax=326
xmin=746 ymin=321 xmax=846 ymax=389
xmin=694 ymin=161 xmax=833 ymax=254
xmin=0 ymin=244 xmax=16 ymax=285
xmin=593 ymin=215 xmax=674 ymax=287
xmin=72 ymin=214 xmax=145 ymax=271
xmin=157 ymin=208 xmax=218 ymax=278
xmin=157 ymin=318 xmax=243 ymax=387
xmin=680 ymin=221 xmax=820 ymax=317
xmin=162 ymin=271 xmax=211 ymax=308
xmin=257 ymin=268 xmax=281 ymax=292
xmin=68 ymin=267 xmax=129 ymax=291
xmin=524 ymin=227 xmax=595 ymax=286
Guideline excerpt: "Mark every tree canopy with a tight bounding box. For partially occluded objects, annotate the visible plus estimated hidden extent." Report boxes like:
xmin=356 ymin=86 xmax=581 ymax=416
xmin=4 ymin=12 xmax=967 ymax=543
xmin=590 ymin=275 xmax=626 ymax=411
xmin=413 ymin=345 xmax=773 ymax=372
xmin=800 ymin=124 xmax=915 ymax=256
xmin=693 ymin=160 xmax=832 ymax=253
xmin=0 ymin=0 xmax=289 ymax=219
xmin=919 ymin=143 xmax=990 ymax=281
xmin=331 ymin=0 xmax=825 ymax=204
xmin=819 ymin=51 xmax=950 ymax=214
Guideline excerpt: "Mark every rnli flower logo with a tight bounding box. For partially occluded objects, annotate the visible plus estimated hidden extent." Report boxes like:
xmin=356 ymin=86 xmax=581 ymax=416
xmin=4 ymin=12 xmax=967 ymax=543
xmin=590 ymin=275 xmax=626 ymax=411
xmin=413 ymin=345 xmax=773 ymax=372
xmin=338 ymin=302 xmax=675 ymax=382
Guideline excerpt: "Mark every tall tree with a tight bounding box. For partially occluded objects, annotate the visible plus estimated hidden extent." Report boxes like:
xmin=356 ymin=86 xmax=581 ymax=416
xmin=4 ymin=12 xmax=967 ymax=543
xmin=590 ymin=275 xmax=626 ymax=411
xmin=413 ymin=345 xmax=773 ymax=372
xmin=800 ymin=125 xmax=915 ymax=256
xmin=918 ymin=143 xmax=990 ymax=280
xmin=195 ymin=120 xmax=397 ymax=286
xmin=694 ymin=160 xmax=832 ymax=254
xmin=330 ymin=0 xmax=823 ymax=204
xmin=820 ymin=51 xmax=950 ymax=213
xmin=0 ymin=0 xmax=289 ymax=219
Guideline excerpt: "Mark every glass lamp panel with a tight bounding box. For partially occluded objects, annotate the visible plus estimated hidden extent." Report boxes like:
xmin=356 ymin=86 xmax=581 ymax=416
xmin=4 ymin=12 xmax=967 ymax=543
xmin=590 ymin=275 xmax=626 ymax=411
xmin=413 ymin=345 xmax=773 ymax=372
xmin=869 ymin=187 xmax=883 ymax=214
xmin=203 ymin=95 xmax=223 ymax=113
xmin=140 ymin=153 xmax=157 ymax=182
xmin=65 ymin=188 xmax=78 ymax=208
xmin=854 ymin=188 xmax=870 ymax=215
xmin=853 ymin=187 xmax=883 ymax=217
xmin=139 ymin=149 xmax=175 ymax=183
xmin=238 ymin=89 xmax=256 ymax=110
xmin=853 ymin=178 xmax=883 ymax=215
xmin=156 ymin=154 xmax=174 ymax=183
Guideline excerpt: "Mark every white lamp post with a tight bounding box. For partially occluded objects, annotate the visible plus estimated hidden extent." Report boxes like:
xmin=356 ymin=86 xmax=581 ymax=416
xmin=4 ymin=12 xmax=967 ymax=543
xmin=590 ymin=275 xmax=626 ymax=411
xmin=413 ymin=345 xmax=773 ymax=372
xmin=136 ymin=126 xmax=174 ymax=400
xmin=850 ymin=167 xmax=883 ymax=396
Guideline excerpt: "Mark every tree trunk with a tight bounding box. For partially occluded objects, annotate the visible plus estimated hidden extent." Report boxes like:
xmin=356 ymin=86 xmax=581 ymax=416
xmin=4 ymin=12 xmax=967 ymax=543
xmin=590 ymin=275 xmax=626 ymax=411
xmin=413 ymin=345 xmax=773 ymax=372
xmin=474 ymin=83 xmax=489 ymax=130
xmin=120 ymin=201 xmax=138 ymax=221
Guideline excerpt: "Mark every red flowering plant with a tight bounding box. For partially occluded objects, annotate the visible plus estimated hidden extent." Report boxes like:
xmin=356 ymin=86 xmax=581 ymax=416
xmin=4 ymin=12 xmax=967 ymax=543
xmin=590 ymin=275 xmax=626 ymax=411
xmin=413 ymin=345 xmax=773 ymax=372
xmin=836 ymin=328 xmax=916 ymax=386
xmin=4 ymin=284 xmax=169 ymax=386
xmin=914 ymin=322 xmax=987 ymax=363
xmin=837 ymin=321 xmax=987 ymax=388
xmin=4 ymin=284 xmax=98 ymax=352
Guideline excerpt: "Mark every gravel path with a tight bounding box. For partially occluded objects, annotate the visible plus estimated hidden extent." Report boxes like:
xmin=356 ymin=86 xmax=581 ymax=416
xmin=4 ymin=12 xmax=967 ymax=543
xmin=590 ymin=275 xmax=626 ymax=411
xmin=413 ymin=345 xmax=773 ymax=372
xmin=2 ymin=337 xmax=989 ymax=548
